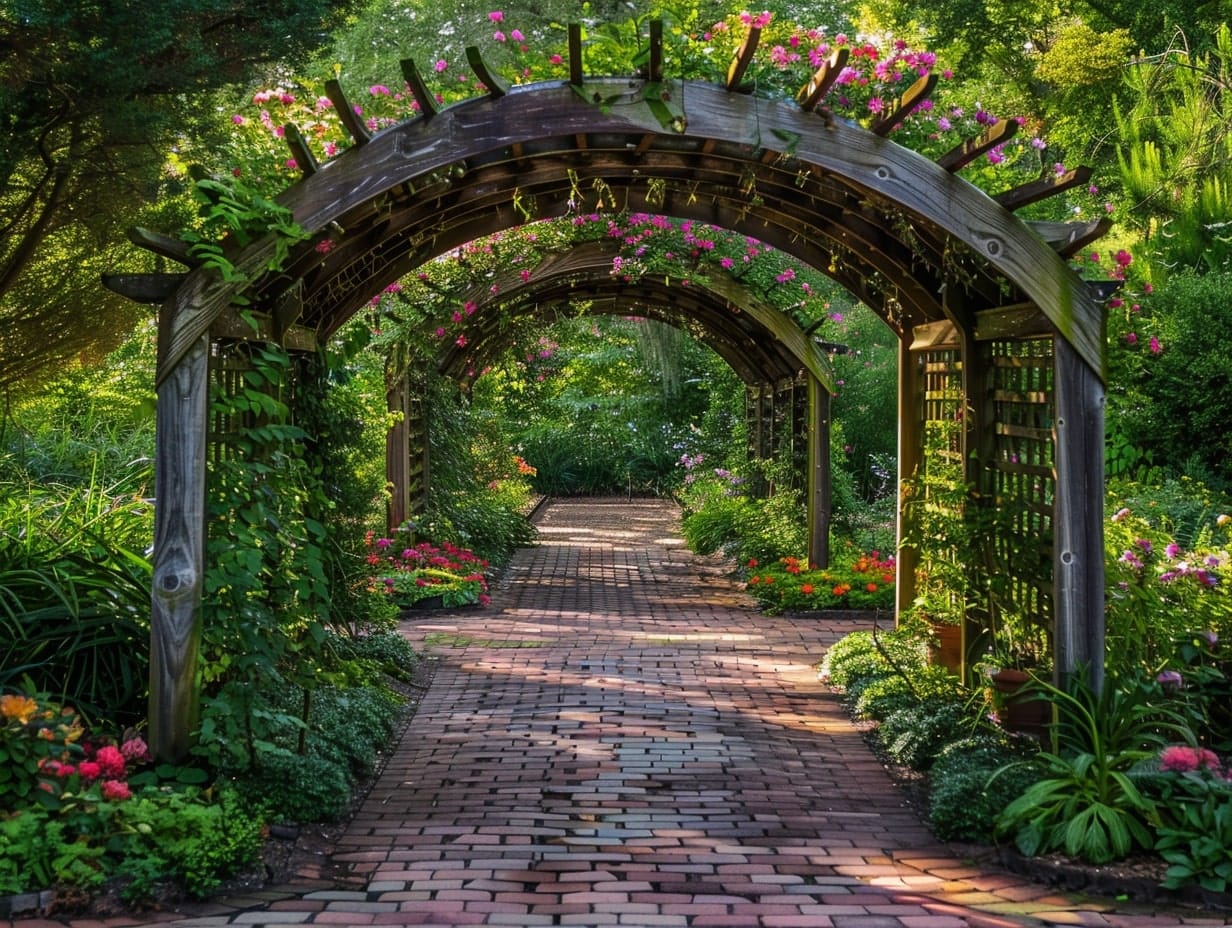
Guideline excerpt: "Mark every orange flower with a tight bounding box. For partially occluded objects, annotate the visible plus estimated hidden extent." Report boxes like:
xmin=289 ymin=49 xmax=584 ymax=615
xmin=866 ymin=582 xmax=879 ymax=593
xmin=832 ymin=583 xmax=851 ymax=596
xmin=1 ymin=693 xmax=38 ymax=724
xmin=801 ymin=583 xmax=815 ymax=595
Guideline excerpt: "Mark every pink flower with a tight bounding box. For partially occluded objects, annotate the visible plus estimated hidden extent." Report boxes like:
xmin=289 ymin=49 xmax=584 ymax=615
xmin=1160 ymin=745 xmax=1223 ymax=774
xmin=488 ymin=10 xmax=503 ymax=22
xmin=121 ymin=737 xmax=150 ymax=763
xmin=95 ymin=745 xmax=127 ymax=778
xmin=101 ymin=780 xmax=132 ymax=801
xmin=1149 ymin=336 xmax=1161 ymax=354
xmin=315 ymin=239 xmax=336 ymax=254
xmin=434 ymin=59 xmax=448 ymax=72
xmin=231 ymin=114 xmax=245 ymax=125
xmin=510 ymin=29 xmax=524 ymax=41
xmin=456 ymin=334 xmax=468 ymax=347
xmin=549 ymin=54 xmax=563 ymax=65
xmin=78 ymin=761 xmax=101 ymax=781
xmin=493 ymin=30 xmax=506 ymax=42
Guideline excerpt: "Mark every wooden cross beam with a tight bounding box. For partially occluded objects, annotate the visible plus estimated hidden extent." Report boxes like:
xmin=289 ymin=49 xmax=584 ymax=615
xmin=726 ymin=26 xmax=762 ymax=92
xmin=796 ymin=47 xmax=850 ymax=112
xmin=936 ymin=118 xmax=1017 ymax=172
xmin=326 ymin=78 xmax=371 ymax=145
xmin=400 ymin=59 xmax=440 ymax=118
xmin=466 ymin=46 xmax=510 ymax=98
xmin=869 ymin=72 xmax=939 ymax=136
xmin=283 ymin=123 xmax=319 ymax=177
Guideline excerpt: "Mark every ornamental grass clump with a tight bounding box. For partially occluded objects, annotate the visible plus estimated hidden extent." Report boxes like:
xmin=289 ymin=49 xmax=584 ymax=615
xmin=366 ymin=532 xmax=491 ymax=608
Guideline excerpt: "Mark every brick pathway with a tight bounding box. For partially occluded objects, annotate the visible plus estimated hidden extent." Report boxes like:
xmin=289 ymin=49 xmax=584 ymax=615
xmin=11 ymin=499 xmax=1225 ymax=927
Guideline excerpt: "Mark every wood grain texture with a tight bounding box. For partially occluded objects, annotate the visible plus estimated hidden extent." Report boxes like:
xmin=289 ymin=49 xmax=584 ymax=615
xmin=154 ymin=80 xmax=1104 ymax=387
xmin=1052 ymin=335 xmax=1106 ymax=689
xmin=149 ymin=335 xmax=209 ymax=761
xmin=807 ymin=377 xmax=831 ymax=569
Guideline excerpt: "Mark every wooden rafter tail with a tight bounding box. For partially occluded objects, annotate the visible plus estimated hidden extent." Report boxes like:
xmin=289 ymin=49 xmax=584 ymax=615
xmin=868 ymin=71 xmax=939 ymax=136
xmin=325 ymin=78 xmax=372 ymax=145
xmin=647 ymin=19 xmax=663 ymax=83
xmin=399 ymin=59 xmax=439 ymax=118
xmin=283 ymin=123 xmax=319 ymax=177
xmin=935 ymin=118 xmax=1017 ymax=172
xmin=726 ymin=26 xmax=762 ymax=92
xmin=796 ymin=47 xmax=850 ymax=112
xmin=1025 ymin=218 xmax=1113 ymax=258
xmin=465 ymin=46 xmax=509 ymax=98
xmin=127 ymin=226 xmax=200 ymax=267
xmin=995 ymin=165 xmax=1094 ymax=211
xmin=568 ymin=23 xmax=583 ymax=87
xmin=102 ymin=272 xmax=187 ymax=303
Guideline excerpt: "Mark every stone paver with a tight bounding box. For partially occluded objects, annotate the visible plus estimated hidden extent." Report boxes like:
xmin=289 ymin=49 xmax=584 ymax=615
xmin=9 ymin=499 xmax=1225 ymax=927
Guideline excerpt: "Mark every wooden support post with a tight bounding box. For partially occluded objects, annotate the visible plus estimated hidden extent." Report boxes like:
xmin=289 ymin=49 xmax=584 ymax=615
xmin=896 ymin=335 xmax=921 ymax=618
xmin=1053 ymin=336 xmax=1106 ymax=691
xmin=386 ymin=367 xmax=411 ymax=532
xmin=807 ymin=376 xmax=831 ymax=569
xmin=150 ymin=335 xmax=209 ymax=762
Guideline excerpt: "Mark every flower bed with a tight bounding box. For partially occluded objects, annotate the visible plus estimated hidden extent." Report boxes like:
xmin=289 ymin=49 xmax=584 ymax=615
xmin=365 ymin=533 xmax=491 ymax=609
xmin=744 ymin=549 xmax=896 ymax=614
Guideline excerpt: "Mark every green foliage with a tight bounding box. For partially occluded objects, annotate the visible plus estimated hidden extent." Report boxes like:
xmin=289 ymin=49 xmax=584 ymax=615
xmin=1151 ymin=766 xmax=1232 ymax=893
xmin=0 ymin=785 xmax=265 ymax=901
xmin=1116 ymin=26 xmax=1232 ymax=280
xmin=1103 ymin=487 xmax=1232 ymax=683
xmin=0 ymin=693 xmax=84 ymax=811
xmin=745 ymin=549 xmax=896 ymax=614
xmin=0 ymin=470 xmax=152 ymax=723
xmin=0 ymin=0 xmax=354 ymax=394
xmin=1107 ymin=272 xmax=1232 ymax=486
xmin=879 ymin=699 xmax=980 ymax=771
xmin=995 ymin=668 xmax=1196 ymax=863
xmin=929 ymin=734 xmax=1043 ymax=841
xmin=239 ymin=747 xmax=353 ymax=824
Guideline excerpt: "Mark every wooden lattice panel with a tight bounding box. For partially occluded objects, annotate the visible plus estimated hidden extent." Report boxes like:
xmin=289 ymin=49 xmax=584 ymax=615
xmin=988 ymin=338 xmax=1055 ymax=661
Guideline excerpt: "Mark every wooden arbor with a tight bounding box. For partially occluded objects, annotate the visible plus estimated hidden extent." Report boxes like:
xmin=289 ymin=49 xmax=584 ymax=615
xmin=108 ymin=31 xmax=1111 ymax=759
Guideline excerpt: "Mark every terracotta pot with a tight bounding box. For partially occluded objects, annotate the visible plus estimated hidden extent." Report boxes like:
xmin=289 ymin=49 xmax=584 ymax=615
xmin=929 ymin=623 xmax=963 ymax=673
xmin=991 ymin=669 xmax=1051 ymax=741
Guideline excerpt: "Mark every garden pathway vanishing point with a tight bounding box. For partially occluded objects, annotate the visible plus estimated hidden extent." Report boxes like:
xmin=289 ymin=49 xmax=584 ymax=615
xmin=12 ymin=499 xmax=1227 ymax=928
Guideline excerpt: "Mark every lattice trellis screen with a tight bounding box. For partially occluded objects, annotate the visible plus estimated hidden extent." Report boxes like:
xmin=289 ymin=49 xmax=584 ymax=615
xmin=987 ymin=338 xmax=1055 ymax=666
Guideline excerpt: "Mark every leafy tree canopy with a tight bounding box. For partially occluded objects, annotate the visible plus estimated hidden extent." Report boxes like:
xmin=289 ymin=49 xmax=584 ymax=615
xmin=0 ymin=0 xmax=359 ymax=396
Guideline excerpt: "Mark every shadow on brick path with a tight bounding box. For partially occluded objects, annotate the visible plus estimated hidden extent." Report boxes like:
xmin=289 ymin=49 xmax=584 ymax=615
xmin=13 ymin=500 xmax=1224 ymax=927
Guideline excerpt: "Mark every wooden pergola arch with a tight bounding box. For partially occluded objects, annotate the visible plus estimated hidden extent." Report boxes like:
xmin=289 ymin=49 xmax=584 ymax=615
xmin=108 ymin=28 xmax=1111 ymax=759
xmin=385 ymin=238 xmax=838 ymax=565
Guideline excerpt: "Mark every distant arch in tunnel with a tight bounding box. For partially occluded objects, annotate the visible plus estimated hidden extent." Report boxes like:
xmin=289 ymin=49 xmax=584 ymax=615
xmin=380 ymin=237 xmax=841 ymax=565
xmin=108 ymin=53 xmax=1112 ymax=758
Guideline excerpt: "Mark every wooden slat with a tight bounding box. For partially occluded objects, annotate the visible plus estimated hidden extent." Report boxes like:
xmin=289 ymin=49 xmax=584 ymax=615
xmin=647 ymin=19 xmax=663 ymax=83
xmin=465 ymin=46 xmax=509 ymax=98
xmin=975 ymin=304 xmax=1051 ymax=340
xmin=102 ymin=272 xmax=186 ymax=303
xmin=210 ymin=308 xmax=318 ymax=352
xmin=726 ymin=26 xmax=761 ymax=92
xmin=935 ymin=118 xmax=1017 ymax=172
xmin=127 ymin=227 xmax=200 ymax=267
xmin=283 ymin=122 xmax=319 ymax=176
xmin=995 ymin=165 xmax=1092 ymax=211
xmin=796 ymin=47 xmax=850 ymax=112
xmin=325 ymin=78 xmax=371 ymax=144
xmin=568 ymin=23 xmax=583 ymax=86
xmin=910 ymin=319 xmax=960 ymax=350
xmin=399 ymin=59 xmax=439 ymax=118
xmin=869 ymin=72 xmax=938 ymax=136
xmin=1025 ymin=218 xmax=1112 ymax=257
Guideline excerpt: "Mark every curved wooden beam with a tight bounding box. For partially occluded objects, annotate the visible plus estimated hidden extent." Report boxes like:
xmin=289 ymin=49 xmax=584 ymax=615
xmin=153 ymin=79 xmax=1107 ymax=386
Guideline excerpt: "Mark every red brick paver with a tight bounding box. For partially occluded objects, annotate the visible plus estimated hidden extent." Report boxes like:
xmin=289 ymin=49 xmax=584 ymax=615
xmin=11 ymin=500 xmax=1226 ymax=927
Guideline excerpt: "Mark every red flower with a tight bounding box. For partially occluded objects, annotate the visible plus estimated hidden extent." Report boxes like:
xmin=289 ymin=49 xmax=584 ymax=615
xmin=866 ymin=582 xmax=879 ymax=593
xmin=95 ymin=745 xmax=126 ymax=778
xmin=78 ymin=761 xmax=101 ymax=781
xmin=747 ymin=558 xmax=758 ymax=568
xmin=101 ymin=780 xmax=132 ymax=801
xmin=801 ymin=583 xmax=815 ymax=595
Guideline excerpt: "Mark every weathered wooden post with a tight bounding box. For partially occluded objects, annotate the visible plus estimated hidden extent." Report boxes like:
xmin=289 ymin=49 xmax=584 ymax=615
xmin=150 ymin=334 xmax=210 ymax=761
xmin=1053 ymin=335 xmax=1107 ymax=691
xmin=807 ymin=374 xmax=831 ymax=569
